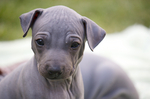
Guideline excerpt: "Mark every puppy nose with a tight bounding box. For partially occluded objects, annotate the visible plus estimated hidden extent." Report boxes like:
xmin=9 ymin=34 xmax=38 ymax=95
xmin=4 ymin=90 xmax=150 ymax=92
xmin=48 ymin=67 xmax=62 ymax=79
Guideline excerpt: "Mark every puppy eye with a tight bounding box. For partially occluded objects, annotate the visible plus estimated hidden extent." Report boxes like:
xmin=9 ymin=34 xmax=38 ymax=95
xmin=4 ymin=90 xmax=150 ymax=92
xmin=36 ymin=39 xmax=44 ymax=46
xmin=71 ymin=42 xmax=80 ymax=49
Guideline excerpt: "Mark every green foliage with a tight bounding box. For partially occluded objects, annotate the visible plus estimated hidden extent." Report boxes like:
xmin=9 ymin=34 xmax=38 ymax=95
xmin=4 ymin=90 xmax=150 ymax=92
xmin=0 ymin=0 xmax=150 ymax=40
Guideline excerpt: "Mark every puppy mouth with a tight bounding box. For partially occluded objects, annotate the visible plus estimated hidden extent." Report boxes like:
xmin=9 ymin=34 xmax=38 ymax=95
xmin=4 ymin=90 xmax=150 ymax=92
xmin=45 ymin=74 xmax=71 ymax=80
xmin=38 ymin=67 xmax=74 ymax=80
xmin=48 ymin=71 xmax=62 ymax=79
xmin=37 ymin=62 xmax=75 ymax=80
xmin=47 ymin=70 xmax=74 ymax=80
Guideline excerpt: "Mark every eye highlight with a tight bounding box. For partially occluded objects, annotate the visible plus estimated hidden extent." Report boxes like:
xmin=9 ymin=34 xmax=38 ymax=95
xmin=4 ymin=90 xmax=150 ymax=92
xmin=36 ymin=39 xmax=44 ymax=46
xmin=71 ymin=42 xmax=80 ymax=49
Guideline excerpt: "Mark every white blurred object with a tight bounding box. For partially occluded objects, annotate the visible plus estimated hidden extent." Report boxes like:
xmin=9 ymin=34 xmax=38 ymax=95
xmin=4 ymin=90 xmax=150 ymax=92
xmin=0 ymin=24 xmax=150 ymax=99
xmin=0 ymin=37 xmax=33 ymax=66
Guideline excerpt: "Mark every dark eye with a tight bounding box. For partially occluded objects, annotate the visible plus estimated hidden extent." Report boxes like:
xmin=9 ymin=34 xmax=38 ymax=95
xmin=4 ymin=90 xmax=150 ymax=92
xmin=71 ymin=42 xmax=80 ymax=49
xmin=36 ymin=39 xmax=44 ymax=46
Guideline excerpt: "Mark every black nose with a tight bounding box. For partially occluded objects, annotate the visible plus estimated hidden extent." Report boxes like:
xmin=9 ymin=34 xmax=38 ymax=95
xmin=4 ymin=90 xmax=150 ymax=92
xmin=48 ymin=67 xmax=62 ymax=79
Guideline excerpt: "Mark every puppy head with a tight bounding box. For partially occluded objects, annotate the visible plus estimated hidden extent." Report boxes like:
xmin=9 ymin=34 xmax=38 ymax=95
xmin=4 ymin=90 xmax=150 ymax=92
xmin=19 ymin=6 xmax=106 ymax=80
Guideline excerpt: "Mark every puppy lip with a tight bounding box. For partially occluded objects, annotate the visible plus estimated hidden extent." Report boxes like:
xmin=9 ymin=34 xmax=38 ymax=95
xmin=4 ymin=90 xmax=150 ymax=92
xmin=38 ymin=62 xmax=73 ymax=80
xmin=46 ymin=73 xmax=72 ymax=80
xmin=47 ymin=76 xmax=71 ymax=81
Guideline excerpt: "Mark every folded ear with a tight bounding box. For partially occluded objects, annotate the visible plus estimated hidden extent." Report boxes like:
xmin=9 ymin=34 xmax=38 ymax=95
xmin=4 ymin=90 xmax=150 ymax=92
xmin=82 ymin=17 xmax=106 ymax=51
xmin=19 ymin=8 xmax=43 ymax=37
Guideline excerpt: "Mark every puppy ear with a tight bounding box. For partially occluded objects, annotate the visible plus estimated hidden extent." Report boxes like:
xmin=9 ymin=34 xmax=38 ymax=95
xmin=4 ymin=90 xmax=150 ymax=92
xmin=19 ymin=8 xmax=43 ymax=37
xmin=82 ymin=17 xmax=106 ymax=51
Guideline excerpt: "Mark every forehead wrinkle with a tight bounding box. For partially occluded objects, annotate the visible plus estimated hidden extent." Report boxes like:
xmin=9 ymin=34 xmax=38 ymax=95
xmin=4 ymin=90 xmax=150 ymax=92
xmin=52 ymin=8 xmax=62 ymax=24
xmin=33 ymin=7 xmax=83 ymax=36
xmin=63 ymin=10 xmax=83 ymax=36
xmin=48 ymin=7 xmax=70 ymax=24
xmin=32 ymin=21 xmax=53 ymax=35
xmin=65 ymin=32 xmax=82 ymax=44
xmin=69 ymin=19 xmax=83 ymax=36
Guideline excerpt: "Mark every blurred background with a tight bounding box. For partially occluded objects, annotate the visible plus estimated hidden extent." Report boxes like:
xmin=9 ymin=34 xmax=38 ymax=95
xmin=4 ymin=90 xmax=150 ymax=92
xmin=0 ymin=0 xmax=150 ymax=40
xmin=0 ymin=0 xmax=150 ymax=99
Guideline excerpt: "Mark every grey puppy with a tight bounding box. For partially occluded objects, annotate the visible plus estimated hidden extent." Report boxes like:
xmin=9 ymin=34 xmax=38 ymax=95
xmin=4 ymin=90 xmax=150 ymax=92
xmin=0 ymin=6 xmax=139 ymax=99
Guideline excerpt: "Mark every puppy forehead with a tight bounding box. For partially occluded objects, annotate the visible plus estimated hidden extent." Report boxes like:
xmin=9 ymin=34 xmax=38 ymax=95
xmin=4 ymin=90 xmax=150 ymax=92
xmin=32 ymin=6 xmax=84 ymax=37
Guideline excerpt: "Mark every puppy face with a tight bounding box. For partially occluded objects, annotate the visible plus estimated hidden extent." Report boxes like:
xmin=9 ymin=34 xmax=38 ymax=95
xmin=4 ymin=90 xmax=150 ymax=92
xmin=31 ymin=7 xmax=85 ymax=80
xmin=19 ymin=6 xmax=106 ymax=80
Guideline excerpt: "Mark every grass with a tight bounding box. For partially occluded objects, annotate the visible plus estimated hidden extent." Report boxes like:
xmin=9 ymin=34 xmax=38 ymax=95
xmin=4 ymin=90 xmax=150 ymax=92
xmin=0 ymin=0 xmax=150 ymax=40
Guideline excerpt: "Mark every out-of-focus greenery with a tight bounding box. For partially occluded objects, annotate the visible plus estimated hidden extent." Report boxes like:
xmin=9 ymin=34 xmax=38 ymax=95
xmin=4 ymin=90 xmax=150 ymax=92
xmin=0 ymin=0 xmax=150 ymax=40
